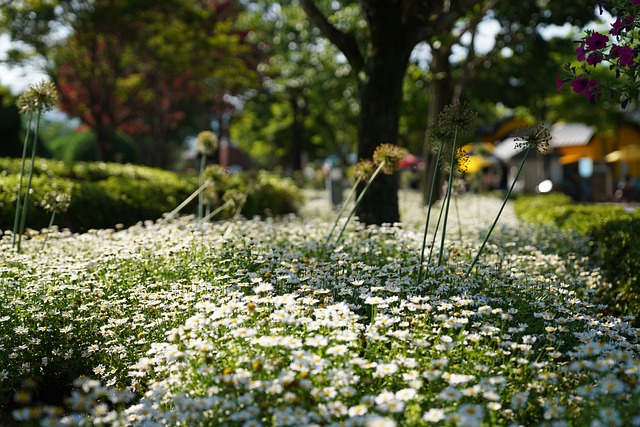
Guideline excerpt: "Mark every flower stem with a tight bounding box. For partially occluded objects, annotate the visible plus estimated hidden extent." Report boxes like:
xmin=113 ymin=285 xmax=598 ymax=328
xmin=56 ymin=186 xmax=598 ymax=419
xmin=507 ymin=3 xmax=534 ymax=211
xmin=202 ymin=199 xmax=234 ymax=222
xmin=334 ymin=162 xmax=385 ymax=244
xmin=454 ymin=193 xmax=463 ymax=244
xmin=325 ymin=177 xmax=360 ymax=245
xmin=438 ymin=128 xmax=459 ymax=266
xmin=17 ymin=112 xmax=42 ymax=253
xmin=161 ymin=179 xmax=211 ymax=224
xmin=427 ymin=190 xmax=447 ymax=267
xmin=417 ymin=140 xmax=444 ymax=283
xmin=467 ymin=147 xmax=531 ymax=274
xmin=41 ymin=211 xmax=56 ymax=252
xmin=12 ymin=113 xmax=33 ymax=248
xmin=198 ymin=154 xmax=207 ymax=219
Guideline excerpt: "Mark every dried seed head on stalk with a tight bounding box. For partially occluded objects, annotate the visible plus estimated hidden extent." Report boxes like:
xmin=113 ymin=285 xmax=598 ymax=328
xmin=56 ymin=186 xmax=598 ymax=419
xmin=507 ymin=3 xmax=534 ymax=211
xmin=439 ymin=101 xmax=478 ymax=136
xmin=354 ymin=159 xmax=376 ymax=182
xmin=514 ymin=123 xmax=551 ymax=155
xmin=195 ymin=131 xmax=219 ymax=156
xmin=426 ymin=102 xmax=478 ymax=157
xmin=40 ymin=191 xmax=71 ymax=214
xmin=16 ymin=80 xmax=58 ymax=115
xmin=439 ymin=148 xmax=471 ymax=174
xmin=372 ymin=143 xmax=408 ymax=175
xmin=425 ymin=103 xmax=477 ymax=174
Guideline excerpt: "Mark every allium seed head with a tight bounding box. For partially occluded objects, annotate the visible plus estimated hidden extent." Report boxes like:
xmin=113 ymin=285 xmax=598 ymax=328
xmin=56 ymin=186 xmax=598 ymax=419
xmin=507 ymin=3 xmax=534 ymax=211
xmin=16 ymin=80 xmax=58 ymax=115
xmin=195 ymin=131 xmax=219 ymax=155
xmin=372 ymin=144 xmax=408 ymax=175
xmin=514 ymin=123 xmax=551 ymax=155
xmin=40 ymin=191 xmax=72 ymax=214
xmin=354 ymin=159 xmax=376 ymax=182
xmin=438 ymin=102 xmax=477 ymax=138
xmin=427 ymin=102 xmax=477 ymax=154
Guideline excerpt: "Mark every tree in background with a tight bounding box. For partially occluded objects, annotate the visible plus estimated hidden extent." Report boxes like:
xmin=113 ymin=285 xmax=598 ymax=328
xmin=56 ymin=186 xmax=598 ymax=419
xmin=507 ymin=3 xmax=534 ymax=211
xmin=0 ymin=87 xmax=22 ymax=158
xmin=298 ymin=0 xmax=480 ymax=224
xmin=1 ymin=0 xmax=257 ymax=167
xmin=297 ymin=0 xmax=599 ymax=223
xmin=466 ymin=1 xmax=599 ymax=120
xmin=232 ymin=2 xmax=359 ymax=171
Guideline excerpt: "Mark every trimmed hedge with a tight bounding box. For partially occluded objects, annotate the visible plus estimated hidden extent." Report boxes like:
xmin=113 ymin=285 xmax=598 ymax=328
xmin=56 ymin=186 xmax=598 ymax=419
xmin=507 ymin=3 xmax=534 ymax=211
xmin=0 ymin=158 xmax=303 ymax=233
xmin=46 ymin=130 xmax=138 ymax=163
xmin=515 ymin=194 xmax=640 ymax=324
xmin=0 ymin=159 xmax=198 ymax=231
xmin=203 ymin=165 xmax=303 ymax=219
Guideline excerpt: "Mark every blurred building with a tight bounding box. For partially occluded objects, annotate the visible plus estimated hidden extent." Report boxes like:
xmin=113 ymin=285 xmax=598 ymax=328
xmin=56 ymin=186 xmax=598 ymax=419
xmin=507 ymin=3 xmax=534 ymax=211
xmin=484 ymin=119 xmax=640 ymax=202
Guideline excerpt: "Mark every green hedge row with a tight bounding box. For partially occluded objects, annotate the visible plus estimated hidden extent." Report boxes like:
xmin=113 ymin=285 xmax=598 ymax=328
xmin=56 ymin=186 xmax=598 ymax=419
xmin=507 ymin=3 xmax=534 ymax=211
xmin=203 ymin=165 xmax=303 ymax=220
xmin=514 ymin=193 xmax=640 ymax=323
xmin=46 ymin=130 xmax=138 ymax=163
xmin=0 ymin=158 xmax=303 ymax=233
xmin=0 ymin=158 xmax=199 ymax=232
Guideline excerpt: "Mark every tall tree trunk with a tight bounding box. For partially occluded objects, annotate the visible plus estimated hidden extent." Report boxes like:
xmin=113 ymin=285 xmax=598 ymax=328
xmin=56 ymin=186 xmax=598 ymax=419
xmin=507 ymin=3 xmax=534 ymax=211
xmin=95 ymin=124 xmax=115 ymax=162
xmin=355 ymin=46 xmax=412 ymax=225
xmin=421 ymin=43 xmax=455 ymax=205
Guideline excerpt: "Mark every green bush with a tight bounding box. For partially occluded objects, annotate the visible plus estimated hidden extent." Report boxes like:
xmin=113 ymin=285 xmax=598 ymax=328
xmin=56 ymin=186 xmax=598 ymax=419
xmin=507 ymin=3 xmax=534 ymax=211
xmin=591 ymin=217 xmax=640 ymax=321
xmin=204 ymin=166 xmax=303 ymax=219
xmin=0 ymin=159 xmax=198 ymax=232
xmin=0 ymin=158 xmax=303 ymax=233
xmin=514 ymin=193 xmax=630 ymax=234
xmin=46 ymin=130 xmax=138 ymax=163
xmin=515 ymin=194 xmax=640 ymax=324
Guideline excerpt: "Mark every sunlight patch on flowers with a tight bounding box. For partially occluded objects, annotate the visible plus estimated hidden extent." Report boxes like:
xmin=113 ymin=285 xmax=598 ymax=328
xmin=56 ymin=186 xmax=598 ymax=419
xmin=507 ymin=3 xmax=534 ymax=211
xmin=0 ymin=195 xmax=639 ymax=426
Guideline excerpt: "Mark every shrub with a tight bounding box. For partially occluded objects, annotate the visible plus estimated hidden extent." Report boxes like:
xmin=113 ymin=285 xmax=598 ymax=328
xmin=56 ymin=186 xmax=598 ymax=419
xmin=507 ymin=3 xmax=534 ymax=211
xmin=515 ymin=194 xmax=640 ymax=324
xmin=0 ymin=158 xmax=304 ymax=233
xmin=591 ymin=216 xmax=640 ymax=321
xmin=0 ymin=159 xmax=198 ymax=232
xmin=204 ymin=167 xmax=303 ymax=219
xmin=46 ymin=130 xmax=138 ymax=163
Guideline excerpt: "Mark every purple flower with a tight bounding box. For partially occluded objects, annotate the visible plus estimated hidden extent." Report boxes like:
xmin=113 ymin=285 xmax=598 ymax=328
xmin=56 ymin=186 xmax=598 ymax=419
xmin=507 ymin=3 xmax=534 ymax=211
xmin=576 ymin=43 xmax=586 ymax=62
xmin=611 ymin=45 xmax=635 ymax=67
xmin=633 ymin=0 xmax=640 ymax=4
xmin=587 ymin=52 xmax=603 ymax=66
xmin=611 ymin=16 xmax=634 ymax=37
xmin=586 ymin=32 xmax=609 ymax=50
xmin=588 ymin=83 xmax=602 ymax=102
xmin=556 ymin=74 xmax=567 ymax=92
xmin=571 ymin=77 xmax=592 ymax=94
xmin=572 ymin=77 xmax=601 ymax=103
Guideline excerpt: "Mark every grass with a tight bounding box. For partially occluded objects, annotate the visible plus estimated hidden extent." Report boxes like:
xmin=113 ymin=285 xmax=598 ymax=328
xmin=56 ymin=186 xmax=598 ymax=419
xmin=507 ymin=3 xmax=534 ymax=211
xmin=1 ymin=190 xmax=639 ymax=426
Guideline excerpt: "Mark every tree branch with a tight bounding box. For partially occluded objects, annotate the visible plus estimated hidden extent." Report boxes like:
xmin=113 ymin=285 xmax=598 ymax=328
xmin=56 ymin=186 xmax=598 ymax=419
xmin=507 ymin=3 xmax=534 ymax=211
xmin=297 ymin=0 xmax=365 ymax=74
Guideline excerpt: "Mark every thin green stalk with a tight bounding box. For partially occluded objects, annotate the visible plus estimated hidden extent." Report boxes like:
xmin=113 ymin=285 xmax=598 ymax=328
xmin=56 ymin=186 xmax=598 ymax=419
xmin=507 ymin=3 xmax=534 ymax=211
xmin=202 ymin=199 xmax=234 ymax=222
xmin=222 ymin=193 xmax=249 ymax=239
xmin=41 ymin=211 xmax=56 ymax=252
xmin=17 ymin=112 xmax=42 ymax=253
xmin=417 ymin=140 xmax=445 ymax=283
xmin=160 ymin=179 xmax=211 ymax=224
xmin=454 ymin=193 xmax=463 ymax=244
xmin=325 ymin=177 xmax=361 ymax=245
xmin=12 ymin=113 xmax=33 ymax=247
xmin=467 ymin=147 xmax=531 ymax=274
xmin=198 ymin=154 xmax=207 ymax=219
xmin=334 ymin=162 xmax=385 ymax=244
xmin=437 ymin=128 xmax=459 ymax=266
xmin=427 ymin=191 xmax=448 ymax=267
